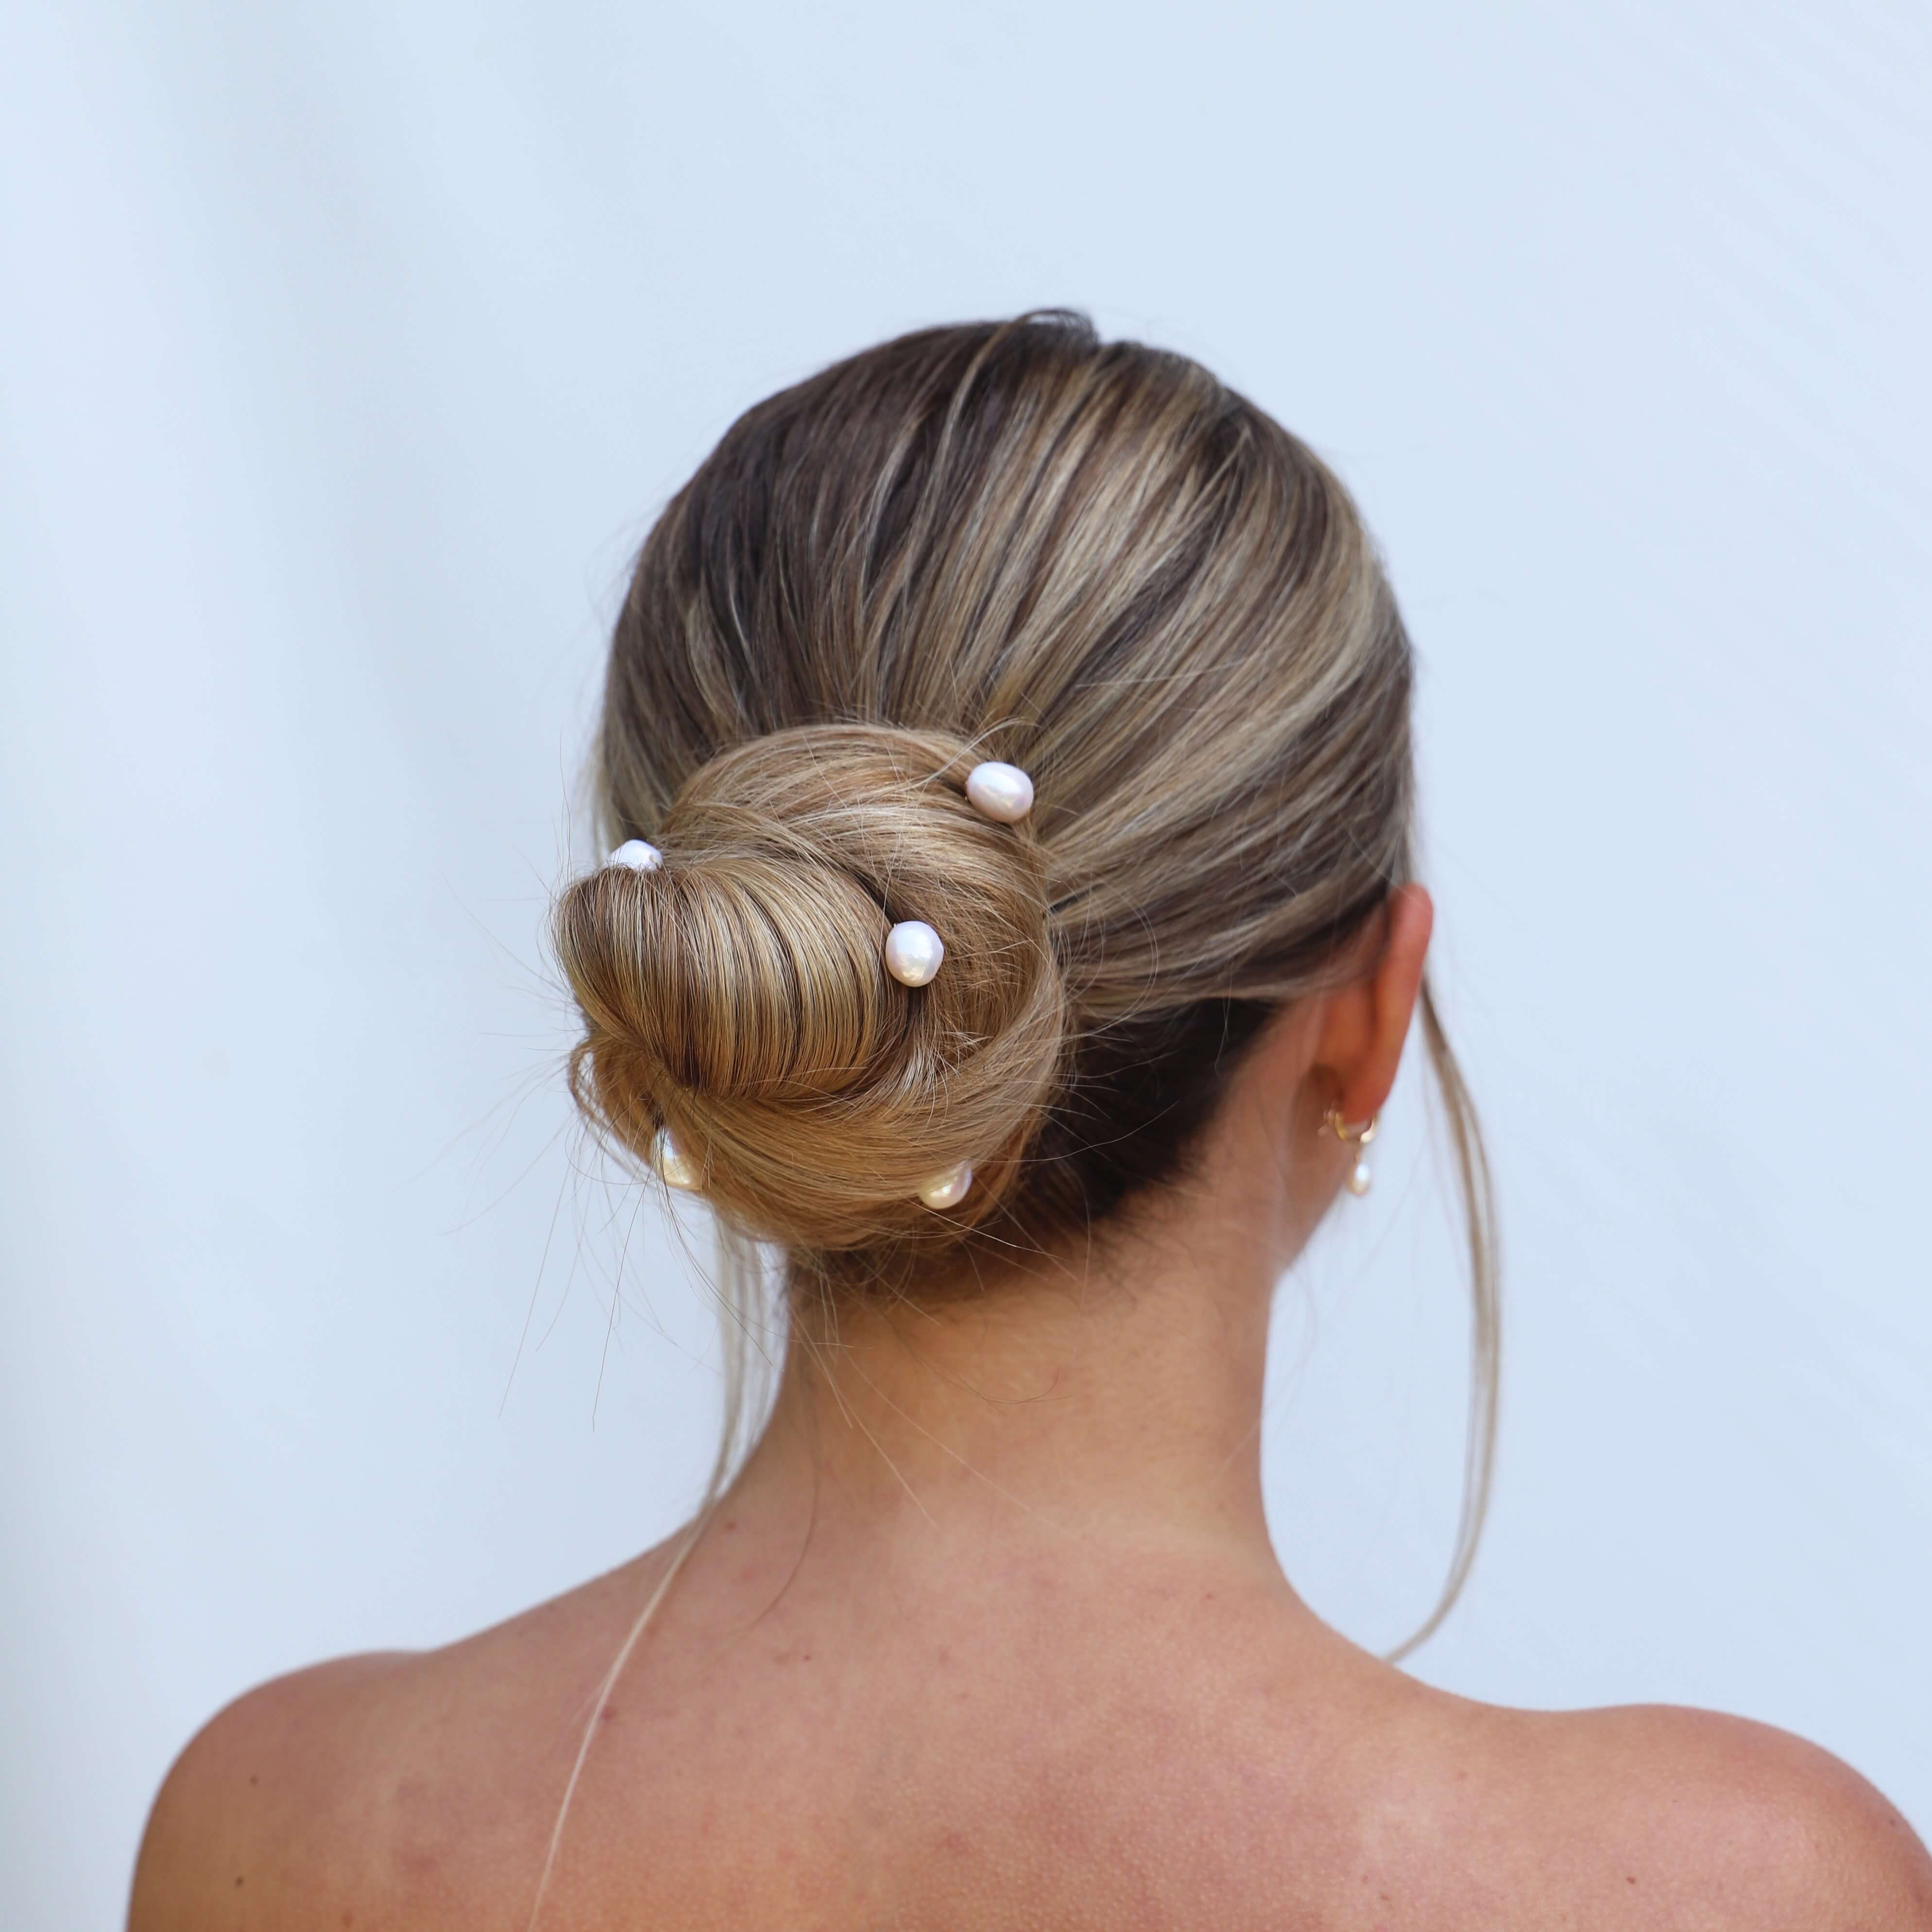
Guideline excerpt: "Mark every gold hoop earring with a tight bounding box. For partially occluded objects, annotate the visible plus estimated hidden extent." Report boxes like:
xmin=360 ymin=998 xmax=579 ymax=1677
xmin=1323 ymin=1105 xmax=1379 ymax=1197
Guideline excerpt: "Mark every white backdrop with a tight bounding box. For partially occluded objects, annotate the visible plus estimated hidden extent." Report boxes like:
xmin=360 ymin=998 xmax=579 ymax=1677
xmin=3 ymin=2 xmax=1929 ymax=1924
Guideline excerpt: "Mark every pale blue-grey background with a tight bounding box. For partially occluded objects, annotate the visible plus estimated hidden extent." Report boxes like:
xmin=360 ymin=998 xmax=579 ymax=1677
xmin=2 ymin=2 xmax=1928 ymax=1924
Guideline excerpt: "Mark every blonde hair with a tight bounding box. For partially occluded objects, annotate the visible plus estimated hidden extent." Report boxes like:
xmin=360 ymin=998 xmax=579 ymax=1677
xmin=533 ymin=313 xmax=1503 ymax=1925
xmin=555 ymin=305 xmax=1497 ymax=1621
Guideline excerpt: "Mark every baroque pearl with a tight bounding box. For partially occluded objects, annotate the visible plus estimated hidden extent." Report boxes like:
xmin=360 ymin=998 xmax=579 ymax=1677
xmin=650 ymin=1124 xmax=701 ymax=1191
xmin=607 ymin=839 xmax=662 ymax=871
xmin=884 ymin=919 xmax=945 ymax=986
xmin=965 ymin=761 xmax=1035 ymax=824
xmin=1346 ymin=1159 xmax=1373 ymax=1197
xmin=917 ymin=1162 xmax=974 ymax=1210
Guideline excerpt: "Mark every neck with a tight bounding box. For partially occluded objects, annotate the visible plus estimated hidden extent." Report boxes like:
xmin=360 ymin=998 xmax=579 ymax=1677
xmin=722 ymin=1121 xmax=1314 ymax=1584
xmin=711 ymin=998 xmax=1349 ymax=1593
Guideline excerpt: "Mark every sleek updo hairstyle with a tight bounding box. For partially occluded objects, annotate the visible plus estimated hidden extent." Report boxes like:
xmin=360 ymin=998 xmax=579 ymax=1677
xmin=555 ymin=313 xmax=1497 ymax=1638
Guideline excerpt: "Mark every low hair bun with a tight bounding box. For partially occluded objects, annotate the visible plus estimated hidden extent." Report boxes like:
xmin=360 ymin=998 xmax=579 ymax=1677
xmin=554 ymin=724 xmax=1067 ymax=1258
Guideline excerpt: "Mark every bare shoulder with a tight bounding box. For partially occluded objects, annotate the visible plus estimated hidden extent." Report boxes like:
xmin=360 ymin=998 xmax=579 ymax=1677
xmin=126 ymin=1551 xmax=675 ymax=1931
xmin=128 ymin=1651 xmax=421 ymax=1931
xmin=1489 ymin=1699 xmax=1932 ymax=1930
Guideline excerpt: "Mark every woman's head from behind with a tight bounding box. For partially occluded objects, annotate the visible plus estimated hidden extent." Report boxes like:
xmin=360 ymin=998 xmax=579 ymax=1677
xmin=554 ymin=309 xmax=1496 ymax=1641
xmin=562 ymin=310 xmax=1470 ymax=1249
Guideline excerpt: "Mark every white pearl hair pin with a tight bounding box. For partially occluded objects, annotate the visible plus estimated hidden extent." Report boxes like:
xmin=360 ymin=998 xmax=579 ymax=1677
xmin=607 ymin=839 xmax=662 ymax=871
xmin=650 ymin=1124 xmax=701 ymax=1191
xmin=965 ymin=761 xmax=1034 ymax=824
xmin=917 ymin=1162 xmax=973 ymax=1210
xmin=884 ymin=919 xmax=945 ymax=987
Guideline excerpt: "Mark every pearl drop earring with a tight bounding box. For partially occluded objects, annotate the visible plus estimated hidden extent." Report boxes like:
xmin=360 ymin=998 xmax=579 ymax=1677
xmin=1323 ymin=1105 xmax=1378 ymax=1197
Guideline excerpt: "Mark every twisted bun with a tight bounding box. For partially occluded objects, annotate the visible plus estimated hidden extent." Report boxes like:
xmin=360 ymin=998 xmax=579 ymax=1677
xmin=554 ymin=725 xmax=1066 ymax=1253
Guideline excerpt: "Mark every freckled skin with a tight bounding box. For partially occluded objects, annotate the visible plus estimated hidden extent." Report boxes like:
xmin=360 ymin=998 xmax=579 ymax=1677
xmin=129 ymin=896 xmax=1932 ymax=1930
xmin=127 ymin=1563 xmax=1932 ymax=1932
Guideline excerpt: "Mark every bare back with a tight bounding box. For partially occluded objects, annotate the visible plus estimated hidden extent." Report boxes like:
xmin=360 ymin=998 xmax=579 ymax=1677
xmin=130 ymin=1516 xmax=1932 ymax=1931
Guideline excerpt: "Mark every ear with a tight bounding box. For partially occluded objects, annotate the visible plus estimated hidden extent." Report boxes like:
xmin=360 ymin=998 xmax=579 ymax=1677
xmin=1308 ymin=884 xmax=1434 ymax=1124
